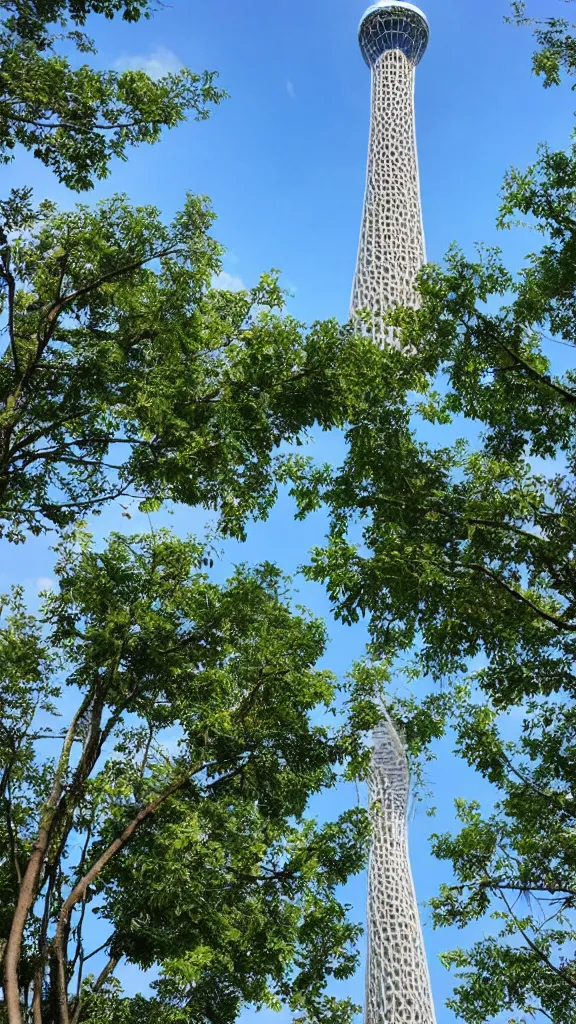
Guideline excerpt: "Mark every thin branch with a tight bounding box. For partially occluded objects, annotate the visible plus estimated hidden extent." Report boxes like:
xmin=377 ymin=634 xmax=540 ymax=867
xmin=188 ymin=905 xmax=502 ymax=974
xmin=2 ymin=111 xmax=162 ymax=132
xmin=82 ymin=935 xmax=115 ymax=964
xmin=471 ymin=310 xmax=576 ymax=406
xmin=12 ymin=244 xmax=181 ymax=405
xmin=3 ymin=696 xmax=91 ymax=1024
xmin=4 ymin=785 xmax=22 ymax=886
xmin=139 ymin=724 xmax=154 ymax=780
xmin=54 ymin=774 xmax=193 ymax=1024
xmin=9 ymin=413 xmax=94 ymax=457
xmin=456 ymin=560 xmax=576 ymax=631
xmin=69 ymin=825 xmax=93 ymax=975
xmin=92 ymin=955 xmax=119 ymax=994
xmin=0 ymin=225 xmax=19 ymax=374
xmin=70 ymin=955 xmax=119 ymax=1024
xmin=499 ymin=887 xmax=576 ymax=993
xmin=449 ymin=878 xmax=576 ymax=899
xmin=45 ymin=245 xmax=180 ymax=328
xmin=499 ymin=749 xmax=573 ymax=812
xmin=495 ymin=335 xmax=576 ymax=407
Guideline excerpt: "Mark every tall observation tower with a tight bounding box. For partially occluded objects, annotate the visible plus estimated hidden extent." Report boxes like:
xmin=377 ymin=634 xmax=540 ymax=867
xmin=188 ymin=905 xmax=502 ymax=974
xmin=366 ymin=719 xmax=436 ymax=1024
xmin=352 ymin=5 xmax=437 ymax=1024
xmin=351 ymin=2 xmax=428 ymax=341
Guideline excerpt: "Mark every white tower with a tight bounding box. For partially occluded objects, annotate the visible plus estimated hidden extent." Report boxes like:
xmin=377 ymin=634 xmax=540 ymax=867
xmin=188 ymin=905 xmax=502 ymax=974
xmin=352 ymin=5 xmax=436 ymax=1022
xmin=351 ymin=2 xmax=428 ymax=342
xmin=366 ymin=719 xmax=436 ymax=1024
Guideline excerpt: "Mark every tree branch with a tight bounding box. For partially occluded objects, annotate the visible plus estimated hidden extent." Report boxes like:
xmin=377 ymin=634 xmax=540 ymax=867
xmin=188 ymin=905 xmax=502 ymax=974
xmin=3 ymin=697 xmax=91 ymax=1024
xmin=13 ymin=244 xmax=182 ymax=403
xmin=45 ymin=245 xmax=180 ymax=328
xmin=478 ymin=312 xmax=576 ymax=407
xmin=498 ymin=887 xmax=576 ymax=993
xmin=0 ymin=225 xmax=19 ymax=375
xmin=54 ymin=774 xmax=191 ymax=1024
xmin=456 ymin=560 xmax=576 ymax=631
xmin=2 ymin=111 xmax=163 ymax=132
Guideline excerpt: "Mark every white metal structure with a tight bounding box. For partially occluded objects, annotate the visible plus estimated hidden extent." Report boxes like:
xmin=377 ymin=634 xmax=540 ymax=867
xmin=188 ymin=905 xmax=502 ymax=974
xmin=366 ymin=718 xmax=436 ymax=1024
xmin=352 ymin=6 xmax=437 ymax=1023
xmin=351 ymin=2 xmax=428 ymax=343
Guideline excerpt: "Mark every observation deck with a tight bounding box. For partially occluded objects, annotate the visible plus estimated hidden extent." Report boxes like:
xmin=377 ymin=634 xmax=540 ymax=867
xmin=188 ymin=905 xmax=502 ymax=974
xmin=359 ymin=1 xmax=429 ymax=67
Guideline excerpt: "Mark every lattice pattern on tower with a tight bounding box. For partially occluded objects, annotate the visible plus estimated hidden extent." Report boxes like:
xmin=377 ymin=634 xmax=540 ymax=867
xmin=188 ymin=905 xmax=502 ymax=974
xmin=351 ymin=3 xmax=428 ymax=345
xmin=352 ymin=5 xmax=437 ymax=1023
xmin=366 ymin=718 xmax=436 ymax=1024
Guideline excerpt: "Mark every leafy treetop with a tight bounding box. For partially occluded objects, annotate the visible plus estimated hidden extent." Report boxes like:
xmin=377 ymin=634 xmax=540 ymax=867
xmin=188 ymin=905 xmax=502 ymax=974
xmin=0 ymin=528 xmax=382 ymax=1024
xmin=0 ymin=187 xmax=384 ymax=543
xmin=0 ymin=0 xmax=225 ymax=189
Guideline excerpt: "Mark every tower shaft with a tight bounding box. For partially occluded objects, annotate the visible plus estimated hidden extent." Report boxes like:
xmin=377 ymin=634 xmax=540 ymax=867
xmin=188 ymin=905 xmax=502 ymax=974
xmin=366 ymin=721 xmax=436 ymax=1024
xmin=352 ymin=49 xmax=425 ymax=326
xmin=352 ymin=5 xmax=435 ymax=1021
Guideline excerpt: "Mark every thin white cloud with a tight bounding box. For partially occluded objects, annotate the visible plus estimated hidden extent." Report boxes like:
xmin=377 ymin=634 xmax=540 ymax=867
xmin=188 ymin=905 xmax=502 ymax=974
xmin=212 ymin=271 xmax=246 ymax=292
xmin=286 ymin=80 xmax=296 ymax=100
xmin=114 ymin=46 xmax=182 ymax=81
xmin=36 ymin=577 xmax=55 ymax=592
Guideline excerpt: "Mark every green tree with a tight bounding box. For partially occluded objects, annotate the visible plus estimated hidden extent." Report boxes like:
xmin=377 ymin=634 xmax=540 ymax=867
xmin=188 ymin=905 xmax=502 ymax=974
xmin=0 ymin=0 xmax=224 ymax=190
xmin=0 ymin=527 xmax=380 ymax=1024
xmin=279 ymin=3 xmax=576 ymax=1020
xmin=0 ymin=187 xmax=380 ymax=543
xmin=0 ymin=6 xmax=395 ymax=1022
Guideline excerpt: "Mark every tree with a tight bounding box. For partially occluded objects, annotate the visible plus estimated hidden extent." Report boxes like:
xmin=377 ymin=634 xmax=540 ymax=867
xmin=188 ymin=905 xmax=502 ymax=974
xmin=0 ymin=1 xmax=409 ymax=1022
xmin=0 ymin=0 xmax=225 ymax=190
xmin=0 ymin=187 xmax=382 ymax=543
xmin=0 ymin=527 xmax=381 ymax=1024
xmin=0 ymin=4 xmax=398 ymax=1021
xmin=278 ymin=3 xmax=576 ymax=1020
xmin=0 ymin=180 xmax=386 ymax=1016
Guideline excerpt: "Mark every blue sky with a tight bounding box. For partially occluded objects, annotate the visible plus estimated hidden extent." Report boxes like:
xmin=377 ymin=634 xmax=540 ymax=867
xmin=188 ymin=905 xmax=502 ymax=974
xmin=2 ymin=0 xmax=575 ymax=1020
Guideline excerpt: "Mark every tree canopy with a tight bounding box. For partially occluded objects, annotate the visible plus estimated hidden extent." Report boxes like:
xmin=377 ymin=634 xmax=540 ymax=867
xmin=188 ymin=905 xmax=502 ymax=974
xmin=0 ymin=169 xmax=385 ymax=1024
xmin=0 ymin=186 xmax=383 ymax=543
xmin=0 ymin=4 xmax=387 ymax=1024
xmin=0 ymin=188 xmax=386 ymax=1014
xmin=7 ymin=0 xmax=576 ymax=1022
xmin=0 ymin=528 xmax=380 ymax=1024
xmin=0 ymin=0 xmax=224 ymax=189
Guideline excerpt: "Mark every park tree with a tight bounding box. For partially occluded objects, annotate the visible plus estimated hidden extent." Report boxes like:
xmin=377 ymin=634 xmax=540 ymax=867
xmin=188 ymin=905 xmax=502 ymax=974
xmin=0 ymin=4 xmax=391 ymax=1024
xmin=0 ymin=185 xmax=384 ymax=543
xmin=0 ymin=207 xmax=389 ymax=1024
xmin=0 ymin=527 xmax=380 ymax=1024
xmin=0 ymin=0 xmax=224 ymax=190
xmin=0 ymin=0 xmax=384 ymax=545
xmin=279 ymin=2 xmax=576 ymax=1021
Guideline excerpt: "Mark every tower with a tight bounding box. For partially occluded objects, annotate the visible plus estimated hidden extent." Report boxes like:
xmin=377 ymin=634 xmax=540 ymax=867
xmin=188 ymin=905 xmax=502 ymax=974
xmin=351 ymin=2 xmax=429 ymax=342
xmin=365 ymin=718 xmax=436 ymax=1024
xmin=352 ymin=5 xmax=436 ymax=1022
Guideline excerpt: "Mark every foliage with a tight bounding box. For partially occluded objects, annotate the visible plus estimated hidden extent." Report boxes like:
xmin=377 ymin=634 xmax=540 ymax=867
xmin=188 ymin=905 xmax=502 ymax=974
xmin=278 ymin=6 xmax=576 ymax=1019
xmin=0 ymin=528 xmax=381 ymax=1024
xmin=0 ymin=6 xmax=396 ymax=1024
xmin=0 ymin=176 xmax=384 ymax=1019
xmin=0 ymin=0 xmax=225 ymax=190
xmin=0 ymin=187 xmax=383 ymax=543
xmin=509 ymin=0 xmax=576 ymax=90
